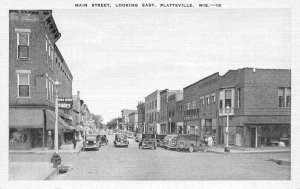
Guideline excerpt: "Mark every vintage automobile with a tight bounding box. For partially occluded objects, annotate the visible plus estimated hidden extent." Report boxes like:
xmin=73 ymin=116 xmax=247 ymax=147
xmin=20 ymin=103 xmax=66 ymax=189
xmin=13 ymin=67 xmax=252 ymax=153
xmin=114 ymin=133 xmax=129 ymax=147
xmin=155 ymin=134 xmax=167 ymax=147
xmin=139 ymin=133 xmax=157 ymax=149
xmin=175 ymin=134 xmax=208 ymax=153
xmin=135 ymin=133 xmax=142 ymax=143
xmin=100 ymin=135 xmax=108 ymax=145
xmin=125 ymin=131 xmax=134 ymax=138
xmin=83 ymin=134 xmax=101 ymax=151
xmin=162 ymin=135 xmax=178 ymax=149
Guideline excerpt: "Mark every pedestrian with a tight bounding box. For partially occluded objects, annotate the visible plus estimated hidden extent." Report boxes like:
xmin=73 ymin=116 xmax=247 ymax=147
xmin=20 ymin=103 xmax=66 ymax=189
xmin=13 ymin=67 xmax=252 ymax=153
xmin=72 ymin=131 xmax=77 ymax=149
xmin=207 ymin=135 xmax=213 ymax=148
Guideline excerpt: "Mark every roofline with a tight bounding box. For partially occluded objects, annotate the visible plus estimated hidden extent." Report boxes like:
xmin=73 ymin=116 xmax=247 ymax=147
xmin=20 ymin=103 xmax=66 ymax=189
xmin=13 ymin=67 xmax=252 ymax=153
xmin=183 ymin=72 xmax=219 ymax=90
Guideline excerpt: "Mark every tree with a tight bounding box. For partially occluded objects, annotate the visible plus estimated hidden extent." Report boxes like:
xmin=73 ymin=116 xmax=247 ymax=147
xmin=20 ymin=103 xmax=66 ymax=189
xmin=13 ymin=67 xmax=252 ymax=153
xmin=107 ymin=117 xmax=122 ymax=130
xmin=90 ymin=113 xmax=104 ymax=130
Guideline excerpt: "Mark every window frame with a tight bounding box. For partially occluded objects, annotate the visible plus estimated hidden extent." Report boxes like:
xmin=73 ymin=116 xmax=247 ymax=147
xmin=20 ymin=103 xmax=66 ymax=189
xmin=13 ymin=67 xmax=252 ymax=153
xmin=16 ymin=71 xmax=30 ymax=98
xmin=16 ymin=30 xmax=30 ymax=60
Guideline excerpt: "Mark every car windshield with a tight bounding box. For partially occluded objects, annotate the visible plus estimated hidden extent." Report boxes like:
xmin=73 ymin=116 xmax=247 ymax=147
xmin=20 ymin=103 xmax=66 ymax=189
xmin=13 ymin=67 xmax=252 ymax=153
xmin=142 ymin=134 xmax=155 ymax=139
xmin=86 ymin=135 xmax=97 ymax=141
xmin=117 ymin=134 xmax=126 ymax=139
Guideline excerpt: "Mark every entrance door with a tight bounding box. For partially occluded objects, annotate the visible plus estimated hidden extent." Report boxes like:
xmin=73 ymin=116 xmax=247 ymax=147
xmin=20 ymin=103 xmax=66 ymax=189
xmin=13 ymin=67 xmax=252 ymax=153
xmin=31 ymin=128 xmax=43 ymax=148
xmin=250 ymin=127 xmax=256 ymax=148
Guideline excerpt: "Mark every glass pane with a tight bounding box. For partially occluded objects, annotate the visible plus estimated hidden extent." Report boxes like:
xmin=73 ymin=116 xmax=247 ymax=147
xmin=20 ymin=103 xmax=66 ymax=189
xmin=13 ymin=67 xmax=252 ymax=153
xmin=19 ymin=74 xmax=28 ymax=85
xmin=278 ymin=88 xmax=284 ymax=96
xmin=225 ymin=90 xmax=232 ymax=99
xmin=286 ymin=88 xmax=291 ymax=96
xmin=19 ymin=33 xmax=28 ymax=45
xmin=18 ymin=46 xmax=29 ymax=58
xmin=19 ymin=85 xmax=29 ymax=97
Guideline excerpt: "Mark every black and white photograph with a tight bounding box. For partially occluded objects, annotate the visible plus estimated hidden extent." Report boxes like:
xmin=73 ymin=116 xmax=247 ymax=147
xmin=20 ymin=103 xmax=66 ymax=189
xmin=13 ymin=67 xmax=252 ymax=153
xmin=0 ymin=0 xmax=299 ymax=188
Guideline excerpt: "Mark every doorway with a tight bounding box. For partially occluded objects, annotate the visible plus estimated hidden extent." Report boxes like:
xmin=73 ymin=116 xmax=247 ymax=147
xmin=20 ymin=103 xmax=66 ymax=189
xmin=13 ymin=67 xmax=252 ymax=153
xmin=250 ymin=127 xmax=257 ymax=148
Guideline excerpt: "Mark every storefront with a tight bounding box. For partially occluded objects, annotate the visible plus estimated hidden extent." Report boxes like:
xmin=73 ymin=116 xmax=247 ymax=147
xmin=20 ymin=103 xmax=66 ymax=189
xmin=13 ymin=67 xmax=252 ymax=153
xmin=9 ymin=108 xmax=73 ymax=150
xmin=184 ymin=115 xmax=200 ymax=135
xmin=177 ymin=122 xmax=183 ymax=134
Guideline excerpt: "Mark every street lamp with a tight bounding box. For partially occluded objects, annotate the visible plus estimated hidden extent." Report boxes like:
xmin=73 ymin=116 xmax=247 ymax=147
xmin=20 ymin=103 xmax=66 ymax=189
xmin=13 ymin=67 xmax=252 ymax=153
xmin=51 ymin=81 xmax=61 ymax=167
xmin=224 ymin=105 xmax=231 ymax=152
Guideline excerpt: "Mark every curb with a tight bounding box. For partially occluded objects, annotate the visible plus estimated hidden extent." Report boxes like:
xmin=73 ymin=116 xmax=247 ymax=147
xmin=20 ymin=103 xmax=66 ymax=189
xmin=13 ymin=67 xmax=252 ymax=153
xmin=208 ymin=150 xmax=290 ymax=155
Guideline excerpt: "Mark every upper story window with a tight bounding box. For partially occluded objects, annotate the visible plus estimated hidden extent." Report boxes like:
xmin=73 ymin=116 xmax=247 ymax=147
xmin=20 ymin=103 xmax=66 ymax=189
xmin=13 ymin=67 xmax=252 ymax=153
xmin=237 ymin=88 xmax=241 ymax=108
xmin=206 ymin=96 xmax=210 ymax=105
xmin=201 ymin=97 xmax=204 ymax=106
xmin=16 ymin=29 xmax=30 ymax=59
xmin=16 ymin=70 xmax=30 ymax=98
xmin=155 ymin=100 xmax=157 ymax=108
xmin=187 ymin=102 xmax=191 ymax=110
xmin=225 ymin=90 xmax=232 ymax=108
xmin=211 ymin=94 xmax=216 ymax=103
xmin=279 ymin=87 xmax=291 ymax=107
xmin=192 ymin=100 xmax=196 ymax=109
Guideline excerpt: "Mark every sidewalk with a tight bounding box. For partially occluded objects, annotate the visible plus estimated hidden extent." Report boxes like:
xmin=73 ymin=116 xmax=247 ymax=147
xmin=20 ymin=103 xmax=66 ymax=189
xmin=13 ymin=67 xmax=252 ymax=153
xmin=207 ymin=146 xmax=291 ymax=155
xmin=9 ymin=140 xmax=83 ymax=154
xmin=9 ymin=141 xmax=82 ymax=180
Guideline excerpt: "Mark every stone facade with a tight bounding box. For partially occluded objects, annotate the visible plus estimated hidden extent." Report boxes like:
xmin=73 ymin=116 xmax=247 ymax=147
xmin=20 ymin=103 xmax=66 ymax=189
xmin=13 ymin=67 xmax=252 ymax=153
xmin=145 ymin=90 xmax=160 ymax=133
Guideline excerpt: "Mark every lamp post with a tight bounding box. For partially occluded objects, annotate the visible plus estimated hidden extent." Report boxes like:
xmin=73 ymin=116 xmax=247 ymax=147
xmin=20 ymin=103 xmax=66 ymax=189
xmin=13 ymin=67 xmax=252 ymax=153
xmin=51 ymin=81 xmax=61 ymax=167
xmin=224 ymin=105 xmax=231 ymax=152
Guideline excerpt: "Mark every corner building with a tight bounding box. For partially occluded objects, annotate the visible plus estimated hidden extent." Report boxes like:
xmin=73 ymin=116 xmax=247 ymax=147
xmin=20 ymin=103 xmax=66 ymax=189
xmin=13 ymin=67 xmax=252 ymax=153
xmin=183 ymin=68 xmax=291 ymax=148
xmin=9 ymin=10 xmax=73 ymax=150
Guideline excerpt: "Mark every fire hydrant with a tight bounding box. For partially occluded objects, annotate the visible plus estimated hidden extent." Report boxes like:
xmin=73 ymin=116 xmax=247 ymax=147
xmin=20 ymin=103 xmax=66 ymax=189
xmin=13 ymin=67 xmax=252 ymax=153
xmin=50 ymin=153 xmax=61 ymax=168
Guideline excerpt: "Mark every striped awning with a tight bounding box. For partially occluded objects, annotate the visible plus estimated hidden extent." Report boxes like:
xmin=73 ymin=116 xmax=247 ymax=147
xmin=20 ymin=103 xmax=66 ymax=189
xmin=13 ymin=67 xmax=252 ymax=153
xmin=45 ymin=110 xmax=73 ymax=130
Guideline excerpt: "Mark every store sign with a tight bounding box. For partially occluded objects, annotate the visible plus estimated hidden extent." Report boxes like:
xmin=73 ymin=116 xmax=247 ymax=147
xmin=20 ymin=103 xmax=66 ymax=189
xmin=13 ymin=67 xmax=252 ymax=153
xmin=58 ymin=98 xmax=73 ymax=109
xmin=184 ymin=115 xmax=199 ymax=121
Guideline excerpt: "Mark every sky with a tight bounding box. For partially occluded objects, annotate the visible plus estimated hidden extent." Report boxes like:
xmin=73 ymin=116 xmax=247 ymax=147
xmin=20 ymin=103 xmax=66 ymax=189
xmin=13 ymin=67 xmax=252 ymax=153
xmin=53 ymin=9 xmax=291 ymax=123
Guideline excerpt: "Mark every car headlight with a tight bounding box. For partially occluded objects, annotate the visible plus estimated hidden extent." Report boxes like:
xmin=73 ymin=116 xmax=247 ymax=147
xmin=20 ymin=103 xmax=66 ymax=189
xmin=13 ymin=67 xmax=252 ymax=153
xmin=179 ymin=142 xmax=184 ymax=147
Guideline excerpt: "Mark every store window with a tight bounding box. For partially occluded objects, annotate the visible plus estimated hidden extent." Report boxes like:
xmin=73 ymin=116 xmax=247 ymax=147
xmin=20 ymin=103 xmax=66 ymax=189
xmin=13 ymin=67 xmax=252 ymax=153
xmin=9 ymin=128 xmax=28 ymax=143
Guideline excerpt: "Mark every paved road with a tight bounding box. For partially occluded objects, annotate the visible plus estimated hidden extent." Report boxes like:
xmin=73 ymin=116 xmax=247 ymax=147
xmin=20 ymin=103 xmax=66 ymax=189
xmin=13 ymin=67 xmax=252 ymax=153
xmin=50 ymin=134 xmax=290 ymax=180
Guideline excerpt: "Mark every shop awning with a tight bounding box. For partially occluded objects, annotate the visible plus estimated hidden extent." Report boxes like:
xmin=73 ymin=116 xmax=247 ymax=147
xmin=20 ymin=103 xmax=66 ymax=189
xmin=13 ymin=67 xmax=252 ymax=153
xmin=45 ymin=110 xmax=73 ymax=130
xmin=9 ymin=108 xmax=44 ymax=128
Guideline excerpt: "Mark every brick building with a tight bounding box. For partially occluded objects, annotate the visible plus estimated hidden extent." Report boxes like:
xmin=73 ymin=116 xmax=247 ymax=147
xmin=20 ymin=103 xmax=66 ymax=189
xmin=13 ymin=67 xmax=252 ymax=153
xmin=9 ymin=10 xmax=74 ymax=150
xmin=159 ymin=89 xmax=182 ymax=134
xmin=136 ymin=101 xmax=145 ymax=133
xmin=183 ymin=68 xmax=291 ymax=148
xmin=145 ymin=90 xmax=160 ymax=133
xmin=167 ymin=91 xmax=183 ymax=134
xmin=128 ymin=111 xmax=138 ymax=132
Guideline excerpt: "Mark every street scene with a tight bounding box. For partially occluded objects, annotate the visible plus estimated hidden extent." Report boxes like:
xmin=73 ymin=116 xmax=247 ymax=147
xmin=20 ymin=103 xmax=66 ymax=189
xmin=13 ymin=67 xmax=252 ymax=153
xmin=8 ymin=8 xmax=292 ymax=182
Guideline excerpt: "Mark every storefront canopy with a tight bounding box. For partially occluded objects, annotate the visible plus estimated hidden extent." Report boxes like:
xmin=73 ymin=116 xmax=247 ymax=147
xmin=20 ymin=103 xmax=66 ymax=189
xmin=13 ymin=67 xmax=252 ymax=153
xmin=45 ymin=110 xmax=73 ymax=130
xmin=9 ymin=108 xmax=44 ymax=128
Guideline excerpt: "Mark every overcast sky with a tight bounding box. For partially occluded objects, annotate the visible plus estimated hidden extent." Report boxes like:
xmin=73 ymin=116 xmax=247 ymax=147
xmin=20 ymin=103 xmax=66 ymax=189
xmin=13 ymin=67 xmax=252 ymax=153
xmin=53 ymin=9 xmax=290 ymax=123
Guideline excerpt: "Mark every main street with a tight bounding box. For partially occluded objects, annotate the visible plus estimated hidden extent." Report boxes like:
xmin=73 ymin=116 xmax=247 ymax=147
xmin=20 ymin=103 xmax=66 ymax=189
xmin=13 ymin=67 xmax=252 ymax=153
xmin=51 ymin=134 xmax=290 ymax=180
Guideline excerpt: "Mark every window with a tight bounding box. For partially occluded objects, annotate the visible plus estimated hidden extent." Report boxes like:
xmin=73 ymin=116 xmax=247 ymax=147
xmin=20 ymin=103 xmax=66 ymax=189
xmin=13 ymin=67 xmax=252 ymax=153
xmin=17 ymin=32 xmax=29 ymax=59
xmin=192 ymin=100 xmax=196 ymax=109
xmin=46 ymin=77 xmax=48 ymax=100
xmin=219 ymin=99 xmax=223 ymax=109
xmin=169 ymin=110 xmax=172 ymax=118
xmin=279 ymin=87 xmax=291 ymax=107
xmin=155 ymin=100 xmax=157 ymax=108
xmin=286 ymin=88 xmax=291 ymax=107
xmin=237 ymin=88 xmax=241 ymax=108
xmin=201 ymin=97 xmax=204 ymax=106
xmin=172 ymin=110 xmax=175 ymax=117
xmin=278 ymin=88 xmax=285 ymax=107
xmin=211 ymin=94 xmax=216 ymax=103
xmin=225 ymin=90 xmax=232 ymax=108
xmin=206 ymin=96 xmax=210 ymax=105
xmin=187 ymin=102 xmax=190 ymax=110
xmin=18 ymin=73 xmax=30 ymax=97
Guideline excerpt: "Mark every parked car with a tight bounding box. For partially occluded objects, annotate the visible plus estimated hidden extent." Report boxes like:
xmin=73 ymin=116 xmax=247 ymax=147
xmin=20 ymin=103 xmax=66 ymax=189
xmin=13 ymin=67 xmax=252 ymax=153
xmin=175 ymin=134 xmax=208 ymax=153
xmin=114 ymin=133 xmax=129 ymax=147
xmin=83 ymin=134 xmax=101 ymax=151
xmin=139 ymin=133 xmax=157 ymax=149
xmin=162 ymin=135 xmax=178 ymax=149
xmin=135 ymin=133 xmax=142 ymax=142
xmin=126 ymin=131 xmax=134 ymax=138
xmin=155 ymin=134 xmax=167 ymax=147
xmin=100 ymin=135 xmax=108 ymax=145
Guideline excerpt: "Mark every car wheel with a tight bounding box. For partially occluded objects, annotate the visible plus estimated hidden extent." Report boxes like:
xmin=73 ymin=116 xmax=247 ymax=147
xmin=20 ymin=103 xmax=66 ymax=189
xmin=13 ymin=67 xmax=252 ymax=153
xmin=189 ymin=145 xmax=194 ymax=153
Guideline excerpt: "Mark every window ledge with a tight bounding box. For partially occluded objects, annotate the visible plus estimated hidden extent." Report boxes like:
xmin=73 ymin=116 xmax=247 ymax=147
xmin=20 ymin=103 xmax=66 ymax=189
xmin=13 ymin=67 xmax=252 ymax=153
xmin=17 ymin=58 xmax=30 ymax=61
xmin=17 ymin=96 xmax=31 ymax=99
